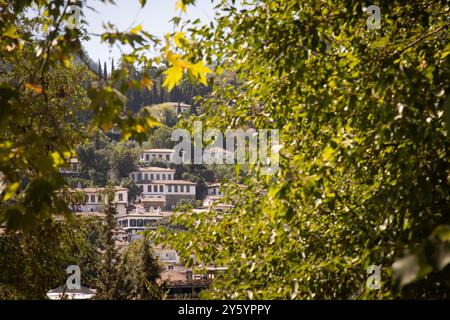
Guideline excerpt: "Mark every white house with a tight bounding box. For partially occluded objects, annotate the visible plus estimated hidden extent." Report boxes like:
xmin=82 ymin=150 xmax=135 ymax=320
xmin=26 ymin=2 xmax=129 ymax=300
xmin=203 ymin=183 xmax=242 ymax=212
xmin=47 ymin=286 xmax=96 ymax=300
xmin=202 ymin=147 xmax=233 ymax=164
xmin=130 ymin=167 xmax=175 ymax=182
xmin=140 ymin=149 xmax=175 ymax=164
xmin=116 ymin=208 xmax=172 ymax=235
xmin=206 ymin=183 xmax=223 ymax=196
xmin=74 ymin=186 xmax=128 ymax=215
xmin=137 ymin=180 xmax=196 ymax=197
xmin=59 ymin=158 xmax=79 ymax=174
xmin=130 ymin=167 xmax=196 ymax=210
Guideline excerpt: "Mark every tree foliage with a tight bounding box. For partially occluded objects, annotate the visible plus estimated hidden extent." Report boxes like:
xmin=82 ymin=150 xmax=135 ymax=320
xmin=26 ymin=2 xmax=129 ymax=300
xmin=154 ymin=0 xmax=450 ymax=299
xmin=76 ymin=132 xmax=140 ymax=187
xmin=0 ymin=0 xmax=165 ymax=230
xmin=95 ymin=187 xmax=120 ymax=299
xmin=117 ymin=236 xmax=163 ymax=300
xmin=0 ymin=217 xmax=102 ymax=299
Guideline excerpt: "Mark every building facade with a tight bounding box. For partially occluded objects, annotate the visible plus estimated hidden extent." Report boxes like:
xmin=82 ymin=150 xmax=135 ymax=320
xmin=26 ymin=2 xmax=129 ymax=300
xmin=73 ymin=186 xmax=128 ymax=215
xmin=206 ymin=183 xmax=223 ymax=196
xmin=130 ymin=167 xmax=175 ymax=182
xmin=130 ymin=167 xmax=196 ymax=210
xmin=202 ymin=147 xmax=233 ymax=164
xmin=116 ymin=209 xmax=171 ymax=234
xmin=140 ymin=149 xmax=175 ymax=164
xmin=59 ymin=158 xmax=79 ymax=174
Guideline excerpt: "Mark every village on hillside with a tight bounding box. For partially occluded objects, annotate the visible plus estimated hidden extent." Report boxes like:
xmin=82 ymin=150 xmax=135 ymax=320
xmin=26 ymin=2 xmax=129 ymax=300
xmin=56 ymin=146 xmax=240 ymax=299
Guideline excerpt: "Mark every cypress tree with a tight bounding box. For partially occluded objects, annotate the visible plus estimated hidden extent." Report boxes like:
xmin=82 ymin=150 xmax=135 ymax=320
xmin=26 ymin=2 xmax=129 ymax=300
xmin=95 ymin=186 xmax=120 ymax=299
xmin=151 ymin=82 xmax=157 ymax=105
xmin=97 ymin=60 xmax=102 ymax=79
xmin=103 ymin=61 xmax=107 ymax=80
xmin=140 ymin=234 xmax=162 ymax=299
xmin=159 ymin=78 xmax=165 ymax=102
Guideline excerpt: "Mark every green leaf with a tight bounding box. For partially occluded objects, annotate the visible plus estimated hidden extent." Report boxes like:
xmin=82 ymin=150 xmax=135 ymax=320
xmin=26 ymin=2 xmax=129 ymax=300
xmin=3 ymin=182 xmax=20 ymax=201
xmin=187 ymin=61 xmax=211 ymax=86
xmin=3 ymin=25 xmax=18 ymax=39
xmin=163 ymin=65 xmax=183 ymax=92
xmin=173 ymin=32 xmax=186 ymax=47
xmin=176 ymin=0 xmax=187 ymax=13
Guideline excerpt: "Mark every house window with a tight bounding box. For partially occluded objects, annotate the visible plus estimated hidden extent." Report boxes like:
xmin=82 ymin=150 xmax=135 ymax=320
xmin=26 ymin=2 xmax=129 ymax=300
xmin=180 ymin=185 xmax=184 ymax=193
xmin=139 ymin=185 xmax=143 ymax=192
xmin=162 ymin=174 xmax=166 ymax=180
xmin=131 ymin=173 xmax=135 ymax=181
xmin=159 ymin=185 xmax=163 ymax=192
xmin=130 ymin=219 xmax=136 ymax=227
xmin=122 ymin=220 xmax=128 ymax=227
xmin=186 ymin=186 xmax=190 ymax=193
xmin=166 ymin=154 xmax=170 ymax=161
xmin=153 ymin=185 xmax=158 ymax=192
xmin=168 ymin=185 xmax=172 ymax=192
xmin=137 ymin=173 xmax=142 ymax=181
xmin=148 ymin=185 xmax=151 ymax=192
xmin=98 ymin=195 xmax=102 ymax=202
xmin=159 ymin=154 xmax=162 ymax=159
xmin=168 ymin=175 xmax=172 ymax=180
xmin=144 ymin=174 xmax=148 ymax=180
xmin=146 ymin=154 xmax=149 ymax=161
xmin=174 ymin=185 xmax=178 ymax=192
xmin=90 ymin=195 xmax=95 ymax=203
xmin=137 ymin=219 xmax=143 ymax=227
xmin=118 ymin=193 xmax=123 ymax=202
xmin=156 ymin=174 xmax=160 ymax=180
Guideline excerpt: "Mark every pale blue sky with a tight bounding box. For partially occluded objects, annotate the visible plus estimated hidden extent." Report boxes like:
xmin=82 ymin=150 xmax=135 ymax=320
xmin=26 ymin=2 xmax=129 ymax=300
xmin=82 ymin=0 xmax=217 ymax=71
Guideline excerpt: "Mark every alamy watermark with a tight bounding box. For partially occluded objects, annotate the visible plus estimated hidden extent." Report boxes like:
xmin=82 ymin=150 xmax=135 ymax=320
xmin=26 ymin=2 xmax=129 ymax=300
xmin=66 ymin=265 xmax=81 ymax=290
xmin=171 ymin=121 xmax=281 ymax=175
xmin=67 ymin=0 xmax=82 ymax=30
xmin=45 ymin=0 xmax=81 ymax=30
xmin=366 ymin=265 xmax=381 ymax=290
xmin=366 ymin=5 xmax=381 ymax=30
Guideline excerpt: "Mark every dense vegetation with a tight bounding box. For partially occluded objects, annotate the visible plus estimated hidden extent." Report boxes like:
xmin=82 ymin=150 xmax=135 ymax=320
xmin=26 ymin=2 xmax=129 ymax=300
xmin=155 ymin=0 xmax=450 ymax=299
xmin=125 ymin=66 xmax=211 ymax=114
